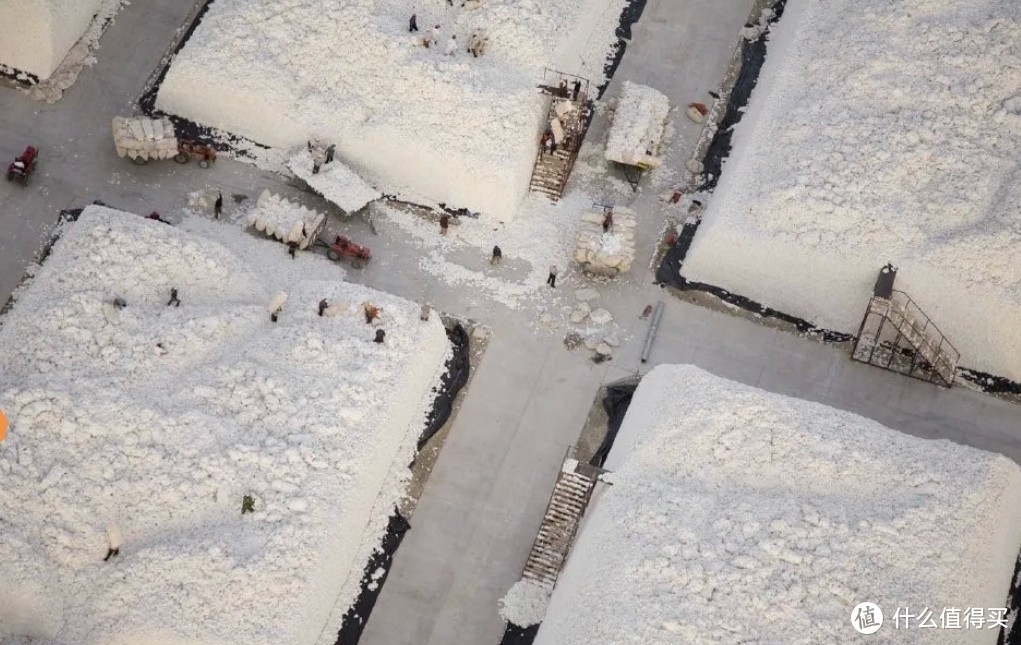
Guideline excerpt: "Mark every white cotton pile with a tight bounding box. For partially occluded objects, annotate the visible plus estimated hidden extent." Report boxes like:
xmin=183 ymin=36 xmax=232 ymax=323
xmin=535 ymin=364 xmax=1021 ymax=645
xmin=604 ymin=81 xmax=669 ymax=167
xmin=155 ymin=0 xmax=625 ymax=221
xmin=683 ymin=0 xmax=1021 ymax=380
xmin=0 ymin=0 xmax=106 ymax=79
xmin=0 ymin=206 xmax=450 ymax=644
xmin=288 ymin=148 xmax=382 ymax=214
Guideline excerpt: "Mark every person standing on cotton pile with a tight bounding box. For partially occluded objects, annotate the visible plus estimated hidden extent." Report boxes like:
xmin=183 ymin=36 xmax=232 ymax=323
xmin=445 ymin=34 xmax=458 ymax=56
xmin=439 ymin=213 xmax=450 ymax=235
xmin=491 ymin=245 xmax=502 ymax=265
xmin=104 ymin=524 xmax=122 ymax=561
xmin=214 ymin=192 xmax=223 ymax=219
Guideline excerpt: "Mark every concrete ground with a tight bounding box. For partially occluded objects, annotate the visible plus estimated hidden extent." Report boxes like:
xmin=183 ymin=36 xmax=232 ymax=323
xmin=1 ymin=1 xmax=1020 ymax=645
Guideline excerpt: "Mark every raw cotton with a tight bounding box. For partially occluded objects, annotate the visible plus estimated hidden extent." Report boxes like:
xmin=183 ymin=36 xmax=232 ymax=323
xmin=0 ymin=207 xmax=450 ymax=645
xmin=156 ymin=0 xmax=625 ymax=221
xmin=288 ymin=148 xmax=382 ymax=214
xmin=0 ymin=0 xmax=106 ymax=80
xmin=245 ymin=190 xmax=326 ymax=249
xmin=682 ymin=0 xmax=1021 ymax=380
xmin=535 ymin=364 xmax=1021 ymax=645
xmin=604 ymin=81 xmax=669 ymax=167
xmin=574 ymin=207 xmax=636 ymax=276
xmin=112 ymin=116 xmax=178 ymax=161
xmin=499 ymin=579 xmax=551 ymax=628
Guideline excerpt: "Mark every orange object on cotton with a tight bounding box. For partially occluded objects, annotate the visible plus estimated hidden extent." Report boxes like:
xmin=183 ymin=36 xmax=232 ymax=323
xmin=0 ymin=408 xmax=7 ymax=442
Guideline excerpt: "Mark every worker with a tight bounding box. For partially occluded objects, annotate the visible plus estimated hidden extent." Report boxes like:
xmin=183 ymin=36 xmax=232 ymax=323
xmin=547 ymin=264 xmax=557 ymax=288
xmin=287 ymin=241 xmax=299 ymax=258
xmin=318 ymin=298 xmax=329 ymax=317
xmin=491 ymin=245 xmax=502 ymax=265
xmin=104 ymin=524 xmax=122 ymax=562
xmin=543 ymin=134 xmax=554 ymax=156
xmin=557 ymin=80 xmax=568 ymax=98
xmin=602 ymin=210 xmax=613 ymax=233
xmin=167 ymin=287 xmax=180 ymax=307
xmin=572 ymin=79 xmax=582 ymax=101
xmin=325 ymin=144 xmax=336 ymax=164
xmin=409 ymin=13 xmax=418 ymax=32
xmin=363 ymin=303 xmax=381 ymax=324
xmin=420 ymin=304 xmax=431 ymax=321
xmin=214 ymin=192 xmax=223 ymax=219
xmin=374 ymin=329 xmax=386 ymax=344
xmin=439 ymin=213 xmax=450 ymax=235
xmin=113 ymin=297 xmax=127 ymax=309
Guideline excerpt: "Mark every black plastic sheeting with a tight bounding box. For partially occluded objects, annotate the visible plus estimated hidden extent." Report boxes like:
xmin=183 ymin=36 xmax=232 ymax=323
xmin=596 ymin=0 xmax=648 ymax=99
xmin=960 ymin=369 xmax=1021 ymax=396
xmin=998 ymin=551 xmax=1021 ymax=645
xmin=333 ymin=510 xmax=411 ymax=645
xmin=701 ymin=0 xmax=787 ymax=192
xmin=499 ymin=623 xmax=540 ymax=645
xmin=590 ymin=381 xmax=639 ymax=468
xmin=418 ymin=323 xmax=470 ymax=450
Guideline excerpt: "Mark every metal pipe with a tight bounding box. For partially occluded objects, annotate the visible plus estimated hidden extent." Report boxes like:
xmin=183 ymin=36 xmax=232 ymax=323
xmin=640 ymin=301 xmax=665 ymax=363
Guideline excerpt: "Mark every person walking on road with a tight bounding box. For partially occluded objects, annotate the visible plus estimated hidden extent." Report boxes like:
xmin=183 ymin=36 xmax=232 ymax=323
xmin=214 ymin=192 xmax=223 ymax=219
xmin=167 ymin=287 xmax=180 ymax=307
xmin=409 ymin=13 xmax=418 ymax=32
xmin=491 ymin=245 xmax=502 ymax=265
xmin=547 ymin=264 xmax=558 ymax=288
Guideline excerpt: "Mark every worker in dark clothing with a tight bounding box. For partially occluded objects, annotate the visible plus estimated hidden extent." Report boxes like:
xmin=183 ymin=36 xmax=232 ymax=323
xmin=491 ymin=245 xmax=502 ymax=265
xmin=325 ymin=144 xmax=336 ymax=164
xmin=374 ymin=329 xmax=386 ymax=344
xmin=439 ymin=213 xmax=450 ymax=235
xmin=214 ymin=192 xmax=223 ymax=219
xmin=602 ymin=210 xmax=613 ymax=233
xmin=409 ymin=13 xmax=418 ymax=31
xmin=318 ymin=298 xmax=329 ymax=316
xmin=167 ymin=288 xmax=181 ymax=307
xmin=113 ymin=297 xmax=127 ymax=309
xmin=547 ymin=265 xmax=557 ymax=288
xmin=287 ymin=241 xmax=299 ymax=258
xmin=572 ymin=79 xmax=582 ymax=101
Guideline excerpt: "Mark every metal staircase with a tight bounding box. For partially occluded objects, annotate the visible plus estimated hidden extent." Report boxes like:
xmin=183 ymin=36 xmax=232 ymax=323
xmin=529 ymin=147 xmax=573 ymax=202
xmin=852 ymin=289 xmax=960 ymax=388
xmin=521 ymin=452 xmax=600 ymax=592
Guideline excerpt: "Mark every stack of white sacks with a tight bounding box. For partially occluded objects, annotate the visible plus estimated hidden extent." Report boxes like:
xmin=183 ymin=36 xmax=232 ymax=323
xmin=574 ymin=207 xmax=636 ymax=276
xmin=245 ymin=190 xmax=325 ymax=250
xmin=111 ymin=117 xmax=179 ymax=161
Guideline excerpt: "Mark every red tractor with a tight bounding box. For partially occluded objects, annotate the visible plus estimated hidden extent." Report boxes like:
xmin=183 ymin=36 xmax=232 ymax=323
xmin=6 ymin=146 xmax=38 ymax=186
xmin=326 ymin=235 xmax=372 ymax=269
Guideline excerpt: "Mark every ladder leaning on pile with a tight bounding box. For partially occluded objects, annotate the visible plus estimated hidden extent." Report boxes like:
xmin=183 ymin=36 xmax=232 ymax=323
xmin=528 ymin=71 xmax=593 ymax=202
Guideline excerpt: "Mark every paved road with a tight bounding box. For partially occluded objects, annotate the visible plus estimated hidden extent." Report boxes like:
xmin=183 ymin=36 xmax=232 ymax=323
xmin=2 ymin=2 xmax=1020 ymax=645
